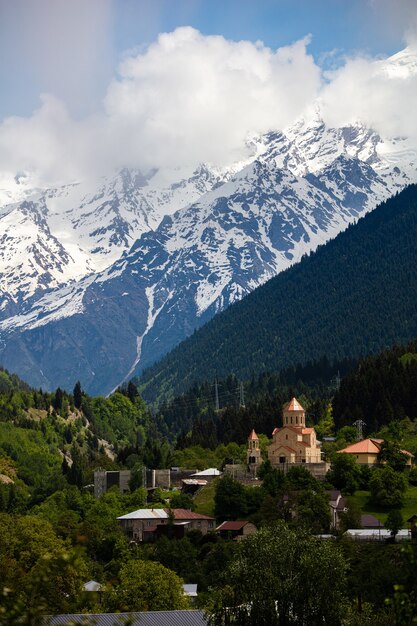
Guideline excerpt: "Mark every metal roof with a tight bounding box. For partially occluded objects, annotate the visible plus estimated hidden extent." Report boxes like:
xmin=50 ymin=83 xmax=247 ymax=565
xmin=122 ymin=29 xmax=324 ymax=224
xmin=283 ymin=397 xmax=305 ymax=412
xmin=190 ymin=468 xmax=222 ymax=477
xmin=44 ymin=610 xmax=208 ymax=625
xmin=83 ymin=580 xmax=102 ymax=592
xmin=117 ymin=508 xmax=169 ymax=521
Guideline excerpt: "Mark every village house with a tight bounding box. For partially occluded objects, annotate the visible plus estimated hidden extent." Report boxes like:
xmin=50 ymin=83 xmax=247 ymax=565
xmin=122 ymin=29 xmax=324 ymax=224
xmin=216 ymin=520 xmax=257 ymax=540
xmin=117 ymin=508 xmax=215 ymax=542
xmin=326 ymin=490 xmax=348 ymax=529
xmin=337 ymin=438 xmax=413 ymax=467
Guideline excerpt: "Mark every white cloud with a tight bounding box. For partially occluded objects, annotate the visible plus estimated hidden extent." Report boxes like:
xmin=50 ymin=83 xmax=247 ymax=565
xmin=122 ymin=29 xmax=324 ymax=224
xmin=103 ymin=28 xmax=320 ymax=170
xmin=320 ymin=44 xmax=417 ymax=140
xmin=0 ymin=26 xmax=416 ymax=186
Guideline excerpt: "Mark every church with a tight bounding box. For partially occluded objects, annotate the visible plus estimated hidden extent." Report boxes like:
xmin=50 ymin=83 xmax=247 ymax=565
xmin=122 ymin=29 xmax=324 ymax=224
xmin=247 ymin=398 xmax=324 ymax=472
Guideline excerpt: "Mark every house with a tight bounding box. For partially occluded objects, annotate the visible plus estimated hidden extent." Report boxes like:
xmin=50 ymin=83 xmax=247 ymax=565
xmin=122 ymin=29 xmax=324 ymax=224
xmin=325 ymin=490 xmax=348 ymax=529
xmin=407 ymin=514 xmax=417 ymax=540
xmin=44 ymin=610 xmax=208 ymax=625
xmin=337 ymin=438 xmax=413 ymax=467
xmin=216 ymin=520 xmax=257 ymax=540
xmin=267 ymin=398 xmax=323 ymax=466
xmin=117 ymin=508 xmax=215 ymax=541
xmin=170 ymin=508 xmax=216 ymax=535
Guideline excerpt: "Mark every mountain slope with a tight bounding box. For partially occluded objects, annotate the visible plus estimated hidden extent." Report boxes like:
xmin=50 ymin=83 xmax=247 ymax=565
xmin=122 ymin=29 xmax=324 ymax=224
xmin=138 ymin=184 xmax=417 ymax=402
xmin=0 ymin=111 xmax=416 ymax=394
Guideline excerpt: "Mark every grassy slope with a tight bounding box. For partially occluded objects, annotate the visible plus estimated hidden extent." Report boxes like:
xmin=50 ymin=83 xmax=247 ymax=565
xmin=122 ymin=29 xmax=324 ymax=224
xmin=194 ymin=479 xmax=218 ymax=517
xmin=348 ymin=486 xmax=417 ymax=525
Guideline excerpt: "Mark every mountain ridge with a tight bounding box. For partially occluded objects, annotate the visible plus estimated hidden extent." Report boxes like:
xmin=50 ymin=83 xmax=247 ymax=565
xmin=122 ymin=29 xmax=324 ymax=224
xmin=137 ymin=184 xmax=417 ymax=402
xmin=1 ymin=100 xmax=417 ymax=393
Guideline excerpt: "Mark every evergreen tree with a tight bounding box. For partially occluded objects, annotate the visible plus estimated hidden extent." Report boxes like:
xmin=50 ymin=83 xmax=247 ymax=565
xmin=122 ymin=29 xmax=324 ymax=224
xmin=72 ymin=381 xmax=83 ymax=410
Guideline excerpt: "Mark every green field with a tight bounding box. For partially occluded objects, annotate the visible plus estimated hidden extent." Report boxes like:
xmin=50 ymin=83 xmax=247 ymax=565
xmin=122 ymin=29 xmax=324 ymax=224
xmin=348 ymin=486 xmax=417 ymax=524
xmin=194 ymin=479 xmax=218 ymax=517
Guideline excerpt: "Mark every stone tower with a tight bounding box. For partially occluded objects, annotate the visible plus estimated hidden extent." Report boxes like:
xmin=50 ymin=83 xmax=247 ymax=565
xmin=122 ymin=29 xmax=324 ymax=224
xmin=247 ymin=429 xmax=262 ymax=474
xmin=282 ymin=397 xmax=305 ymax=428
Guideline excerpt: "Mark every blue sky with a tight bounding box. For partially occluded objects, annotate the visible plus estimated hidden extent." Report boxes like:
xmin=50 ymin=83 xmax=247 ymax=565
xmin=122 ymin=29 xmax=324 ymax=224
xmin=0 ymin=0 xmax=414 ymax=120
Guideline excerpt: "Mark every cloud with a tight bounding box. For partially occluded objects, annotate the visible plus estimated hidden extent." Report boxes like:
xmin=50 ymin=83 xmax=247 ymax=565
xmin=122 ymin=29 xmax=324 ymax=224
xmin=0 ymin=25 xmax=416 ymax=186
xmin=320 ymin=42 xmax=417 ymax=140
xmin=368 ymin=0 xmax=417 ymax=47
xmin=103 ymin=28 xmax=320 ymax=169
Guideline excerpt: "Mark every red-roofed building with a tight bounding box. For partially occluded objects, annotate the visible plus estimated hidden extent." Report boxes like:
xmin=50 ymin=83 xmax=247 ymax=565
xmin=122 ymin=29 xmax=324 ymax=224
xmin=267 ymin=397 xmax=324 ymax=467
xmin=216 ymin=520 xmax=257 ymax=540
xmin=337 ymin=438 xmax=413 ymax=466
xmin=118 ymin=508 xmax=215 ymax=541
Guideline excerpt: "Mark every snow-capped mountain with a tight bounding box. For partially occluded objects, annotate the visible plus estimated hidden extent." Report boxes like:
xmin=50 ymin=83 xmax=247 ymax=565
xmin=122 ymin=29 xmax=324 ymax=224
xmin=0 ymin=109 xmax=416 ymax=394
xmin=0 ymin=164 xmax=230 ymax=312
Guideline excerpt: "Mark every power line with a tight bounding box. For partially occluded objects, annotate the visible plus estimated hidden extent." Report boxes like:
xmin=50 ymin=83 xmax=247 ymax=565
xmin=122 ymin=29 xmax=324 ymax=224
xmin=214 ymin=378 xmax=220 ymax=412
xmin=239 ymin=381 xmax=245 ymax=408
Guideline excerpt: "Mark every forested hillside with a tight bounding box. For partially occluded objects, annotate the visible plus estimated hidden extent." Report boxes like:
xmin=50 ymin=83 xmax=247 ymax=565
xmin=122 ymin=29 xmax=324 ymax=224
xmin=0 ymin=370 xmax=154 ymax=510
xmin=333 ymin=338 xmax=417 ymax=433
xmin=139 ymin=185 xmax=417 ymax=402
xmin=155 ymin=355 xmax=355 ymax=445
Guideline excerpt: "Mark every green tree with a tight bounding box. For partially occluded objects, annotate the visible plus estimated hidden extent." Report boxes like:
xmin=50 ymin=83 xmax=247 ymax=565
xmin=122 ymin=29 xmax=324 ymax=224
xmin=109 ymin=559 xmax=188 ymax=612
xmin=327 ymin=453 xmax=361 ymax=494
xmin=385 ymin=509 xmax=403 ymax=539
xmin=377 ymin=441 xmax=408 ymax=472
xmin=214 ymin=475 xmax=247 ymax=520
xmin=208 ymin=522 xmax=347 ymax=626
xmin=369 ymin=466 xmax=408 ymax=507
xmin=170 ymin=492 xmax=195 ymax=510
xmin=52 ymin=387 xmax=64 ymax=412
xmin=0 ymin=513 xmax=87 ymax=617
xmin=72 ymin=381 xmax=83 ymax=410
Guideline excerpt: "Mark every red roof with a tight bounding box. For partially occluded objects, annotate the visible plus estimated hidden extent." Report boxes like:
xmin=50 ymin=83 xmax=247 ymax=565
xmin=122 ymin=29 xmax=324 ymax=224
xmin=338 ymin=438 xmax=414 ymax=457
xmin=338 ymin=438 xmax=383 ymax=454
xmin=216 ymin=521 xmax=250 ymax=531
xmin=248 ymin=429 xmax=258 ymax=441
xmin=171 ymin=508 xmax=215 ymax=520
xmin=283 ymin=397 xmax=305 ymax=412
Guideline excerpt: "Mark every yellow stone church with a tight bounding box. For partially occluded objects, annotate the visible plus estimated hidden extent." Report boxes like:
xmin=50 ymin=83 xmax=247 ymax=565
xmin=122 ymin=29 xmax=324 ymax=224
xmin=247 ymin=397 xmax=323 ymax=470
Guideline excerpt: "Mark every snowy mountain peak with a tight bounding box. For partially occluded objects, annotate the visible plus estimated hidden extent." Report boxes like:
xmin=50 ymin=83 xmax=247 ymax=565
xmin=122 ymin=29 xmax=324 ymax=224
xmin=0 ymin=105 xmax=416 ymax=393
xmin=378 ymin=46 xmax=417 ymax=79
